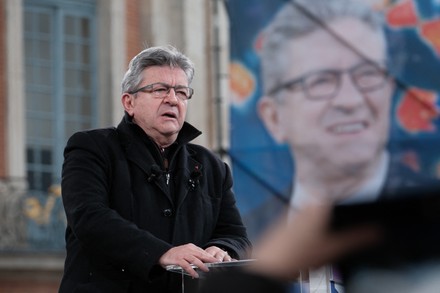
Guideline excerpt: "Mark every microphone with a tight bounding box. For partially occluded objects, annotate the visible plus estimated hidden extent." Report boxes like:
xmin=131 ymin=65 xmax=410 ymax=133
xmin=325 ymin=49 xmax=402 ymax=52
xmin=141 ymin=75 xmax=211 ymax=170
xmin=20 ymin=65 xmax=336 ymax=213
xmin=147 ymin=165 xmax=163 ymax=182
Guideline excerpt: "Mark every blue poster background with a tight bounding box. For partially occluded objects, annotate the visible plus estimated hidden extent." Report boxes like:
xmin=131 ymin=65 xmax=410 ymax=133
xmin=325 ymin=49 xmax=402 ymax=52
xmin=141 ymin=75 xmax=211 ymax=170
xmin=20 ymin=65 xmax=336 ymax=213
xmin=226 ymin=0 xmax=440 ymax=240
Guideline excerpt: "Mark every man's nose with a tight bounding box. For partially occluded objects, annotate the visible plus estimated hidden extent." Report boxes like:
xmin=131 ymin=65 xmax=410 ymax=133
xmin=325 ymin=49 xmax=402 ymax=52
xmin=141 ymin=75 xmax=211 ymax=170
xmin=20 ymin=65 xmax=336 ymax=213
xmin=163 ymin=88 xmax=179 ymax=104
xmin=330 ymin=73 xmax=365 ymax=110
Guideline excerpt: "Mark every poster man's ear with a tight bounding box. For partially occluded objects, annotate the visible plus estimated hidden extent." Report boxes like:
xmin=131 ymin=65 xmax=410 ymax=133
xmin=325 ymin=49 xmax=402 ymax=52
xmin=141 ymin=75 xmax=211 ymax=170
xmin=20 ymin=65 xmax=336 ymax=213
xmin=257 ymin=96 xmax=286 ymax=143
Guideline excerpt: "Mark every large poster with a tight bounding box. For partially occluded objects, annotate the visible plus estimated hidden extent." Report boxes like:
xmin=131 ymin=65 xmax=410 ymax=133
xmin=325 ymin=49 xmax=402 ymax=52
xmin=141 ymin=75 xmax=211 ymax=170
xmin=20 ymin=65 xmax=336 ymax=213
xmin=227 ymin=0 xmax=440 ymax=240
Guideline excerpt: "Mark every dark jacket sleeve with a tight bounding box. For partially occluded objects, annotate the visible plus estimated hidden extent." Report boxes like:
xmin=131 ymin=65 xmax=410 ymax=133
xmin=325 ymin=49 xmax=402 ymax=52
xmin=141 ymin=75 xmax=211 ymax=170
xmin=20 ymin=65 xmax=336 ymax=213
xmin=62 ymin=131 xmax=171 ymax=280
xmin=202 ymin=160 xmax=252 ymax=259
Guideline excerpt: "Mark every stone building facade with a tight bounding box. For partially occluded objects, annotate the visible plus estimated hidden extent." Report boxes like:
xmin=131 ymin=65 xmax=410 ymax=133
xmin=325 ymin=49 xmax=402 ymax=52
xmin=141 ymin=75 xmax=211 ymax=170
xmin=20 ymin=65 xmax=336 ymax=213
xmin=0 ymin=0 xmax=230 ymax=291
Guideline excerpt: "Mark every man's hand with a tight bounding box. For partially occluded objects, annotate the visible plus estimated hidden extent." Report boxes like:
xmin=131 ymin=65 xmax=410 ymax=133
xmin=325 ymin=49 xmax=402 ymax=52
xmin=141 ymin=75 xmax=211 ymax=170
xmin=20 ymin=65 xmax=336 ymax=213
xmin=159 ymin=243 xmax=219 ymax=278
xmin=204 ymin=246 xmax=234 ymax=262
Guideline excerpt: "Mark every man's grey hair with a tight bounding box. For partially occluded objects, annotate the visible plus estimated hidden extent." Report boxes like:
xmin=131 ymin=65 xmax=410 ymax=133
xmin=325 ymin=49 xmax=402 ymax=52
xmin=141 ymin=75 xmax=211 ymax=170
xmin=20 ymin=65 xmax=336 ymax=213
xmin=121 ymin=45 xmax=195 ymax=94
xmin=260 ymin=0 xmax=385 ymax=96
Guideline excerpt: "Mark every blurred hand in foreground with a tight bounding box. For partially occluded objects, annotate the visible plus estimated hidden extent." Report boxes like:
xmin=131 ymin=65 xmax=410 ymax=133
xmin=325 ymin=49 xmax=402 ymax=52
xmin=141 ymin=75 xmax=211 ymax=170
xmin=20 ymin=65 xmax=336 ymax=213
xmin=248 ymin=203 xmax=380 ymax=281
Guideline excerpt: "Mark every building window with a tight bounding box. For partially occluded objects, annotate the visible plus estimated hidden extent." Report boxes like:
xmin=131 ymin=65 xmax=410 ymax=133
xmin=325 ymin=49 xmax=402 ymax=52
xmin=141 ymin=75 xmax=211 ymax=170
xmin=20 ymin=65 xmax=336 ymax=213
xmin=24 ymin=0 xmax=97 ymax=195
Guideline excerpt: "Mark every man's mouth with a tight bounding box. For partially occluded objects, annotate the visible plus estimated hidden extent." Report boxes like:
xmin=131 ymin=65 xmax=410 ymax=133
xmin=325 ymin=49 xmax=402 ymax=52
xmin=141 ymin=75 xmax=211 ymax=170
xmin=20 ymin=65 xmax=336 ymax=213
xmin=328 ymin=122 xmax=368 ymax=134
xmin=162 ymin=112 xmax=177 ymax=119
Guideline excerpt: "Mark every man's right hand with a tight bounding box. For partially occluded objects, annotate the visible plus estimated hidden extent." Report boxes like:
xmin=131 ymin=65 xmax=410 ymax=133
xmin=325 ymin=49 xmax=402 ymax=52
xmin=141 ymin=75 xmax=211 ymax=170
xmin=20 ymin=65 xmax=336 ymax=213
xmin=159 ymin=243 xmax=219 ymax=278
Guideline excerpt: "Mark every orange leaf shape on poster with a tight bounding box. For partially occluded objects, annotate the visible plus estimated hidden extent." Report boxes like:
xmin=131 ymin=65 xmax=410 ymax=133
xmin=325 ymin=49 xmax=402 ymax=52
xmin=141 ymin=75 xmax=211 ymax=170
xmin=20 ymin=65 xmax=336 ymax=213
xmin=420 ymin=19 xmax=440 ymax=55
xmin=397 ymin=87 xmax=438 ymax=133
xmin=387 ymin=0 xmax=418 ymax=27
xmin=229 ymin=62 xmax=255 ymax=104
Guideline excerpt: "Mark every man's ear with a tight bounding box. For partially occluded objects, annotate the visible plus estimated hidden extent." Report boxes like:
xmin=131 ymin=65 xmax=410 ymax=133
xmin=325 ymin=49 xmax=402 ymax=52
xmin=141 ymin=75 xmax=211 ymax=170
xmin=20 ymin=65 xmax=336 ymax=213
xmin=257 ymin=96 xmax=285 ymax=143
xmin=121 ymin=93 xmax=134 ymax=116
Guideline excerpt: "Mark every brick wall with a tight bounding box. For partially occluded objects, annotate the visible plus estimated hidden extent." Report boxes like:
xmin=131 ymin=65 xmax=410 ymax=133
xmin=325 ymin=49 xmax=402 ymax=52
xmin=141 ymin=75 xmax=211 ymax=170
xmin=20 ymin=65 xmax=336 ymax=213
xmin=0 ymin=281 xmax=59 ymax=293
xmin=0 ymin=254 xmax=64 ymax=293
xmin=125 ymin=0 xmax=142 ymax=65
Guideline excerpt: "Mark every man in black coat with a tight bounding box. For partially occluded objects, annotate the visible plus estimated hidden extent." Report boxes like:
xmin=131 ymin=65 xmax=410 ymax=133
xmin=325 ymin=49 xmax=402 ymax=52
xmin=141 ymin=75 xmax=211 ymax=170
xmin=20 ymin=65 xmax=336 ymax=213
xmin=59 ymin=45 xmax=251 ymax=293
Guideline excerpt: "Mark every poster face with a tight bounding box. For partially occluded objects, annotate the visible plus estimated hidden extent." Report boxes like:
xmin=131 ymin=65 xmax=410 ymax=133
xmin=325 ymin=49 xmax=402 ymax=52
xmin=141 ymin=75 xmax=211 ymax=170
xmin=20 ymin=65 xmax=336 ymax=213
xmin=227 ymin=0 xmax=440 ymax=240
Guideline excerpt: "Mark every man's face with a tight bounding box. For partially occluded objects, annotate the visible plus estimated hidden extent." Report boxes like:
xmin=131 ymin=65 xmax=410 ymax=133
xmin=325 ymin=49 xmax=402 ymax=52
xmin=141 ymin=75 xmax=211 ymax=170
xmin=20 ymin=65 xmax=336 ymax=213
xmin=122 ymin=66 xmax=189 ymax=146
xmin=259 ymin=18 xmax=394 ymax=173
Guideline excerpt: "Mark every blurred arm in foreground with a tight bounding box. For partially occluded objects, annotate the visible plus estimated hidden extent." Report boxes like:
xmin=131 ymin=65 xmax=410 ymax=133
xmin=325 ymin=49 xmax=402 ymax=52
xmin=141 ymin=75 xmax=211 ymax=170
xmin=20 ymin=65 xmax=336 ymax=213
xmin=200 ymin=203 xmax=380 ymax=293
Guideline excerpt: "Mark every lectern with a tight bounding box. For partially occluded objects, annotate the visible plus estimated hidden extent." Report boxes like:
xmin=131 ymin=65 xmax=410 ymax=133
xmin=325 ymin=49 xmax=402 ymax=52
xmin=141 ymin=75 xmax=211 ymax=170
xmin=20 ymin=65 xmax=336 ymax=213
xmin=166 ymin=259 xmax=257 ymax=293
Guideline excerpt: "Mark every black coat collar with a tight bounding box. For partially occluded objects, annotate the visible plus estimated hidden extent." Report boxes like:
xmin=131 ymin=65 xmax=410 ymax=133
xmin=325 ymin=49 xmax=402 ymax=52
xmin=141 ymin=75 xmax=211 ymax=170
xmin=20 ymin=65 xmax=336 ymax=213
xmin=116 ymin=113 xmax=203 ymax=204
xmin=117 ymin=112 xmax=202 ymax=148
